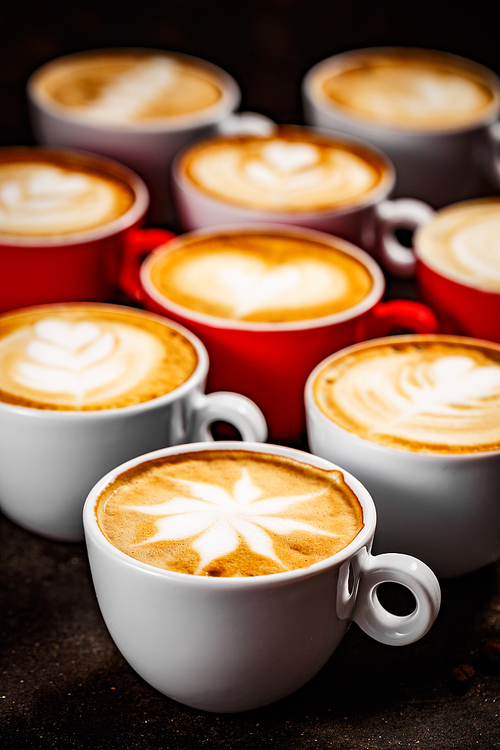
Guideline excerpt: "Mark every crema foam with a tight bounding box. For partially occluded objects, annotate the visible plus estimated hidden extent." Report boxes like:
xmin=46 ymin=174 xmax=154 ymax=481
xmin=147 ymin=230 xmax=374 ymax=323
xmin=416 ymin=198 xmax=500 ymax=292
xmin=179 ymin=129 xmax=388 ymax=212
xmin=311 ymin=49 xmax=498 ymax=130
xmin=0 ymin=305 xmax=198 ymax=410
xmin=31 ymin=50 xmax=224 ymax=126
xmin=0 ymin=151 xmax=135 ymax=237
xmin=314 ymin=337 xmax=500 ymax=453
xmin=96 ymin=449 xmax=364 ymax=577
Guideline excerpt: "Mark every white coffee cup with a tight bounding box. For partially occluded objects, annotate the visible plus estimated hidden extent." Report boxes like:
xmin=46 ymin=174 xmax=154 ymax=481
xmin=172 ymin=126 xmax=433 ymax=276
xmin=305 ymin=334 xmax=500 ymax=578
xmin=302 ymin=47 xmax=500 ymax=208
xmin=27 ymin=48 xmax=274 ymax=225
xmin=83 ymin=440 xmax=440 ymax=713
xmin=0 ymin=305 xmax=267 ymax=542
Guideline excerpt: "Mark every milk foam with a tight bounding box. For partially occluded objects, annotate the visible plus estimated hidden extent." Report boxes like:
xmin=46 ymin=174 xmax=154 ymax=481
xmin=0 ymin=316 xmax=165 ymax=408
xmin=318 ymin=53 xmax=496 ymax=129
xmin=0 ymin=161 xmax=131 ymax=236
xmin=183 ymin=133 xmax=384 ymax=210
xmin=96 ymin=451 xmax=364 ymax=576
xmin=315 ymin=341 xmax=500 ymax=452
xmin=417 ymin=200 xmax=500 ymax=291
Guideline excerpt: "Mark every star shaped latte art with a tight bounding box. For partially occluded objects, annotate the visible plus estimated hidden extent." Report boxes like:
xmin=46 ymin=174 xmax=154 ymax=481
xmin=124 ymin=468 xmax=336 ymax=573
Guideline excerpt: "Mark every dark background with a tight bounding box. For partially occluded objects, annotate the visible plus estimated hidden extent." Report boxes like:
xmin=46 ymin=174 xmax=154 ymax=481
xmin=1 ymin=2 xmax=500 ymax=749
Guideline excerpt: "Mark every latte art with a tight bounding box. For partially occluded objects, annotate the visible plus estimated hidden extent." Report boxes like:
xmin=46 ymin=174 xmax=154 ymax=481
xmin=314 ymin=338 xmax=500 ymax=453
xmin=96 ymin=450 xmax=364 ymax=576
xmin=313 ymin=50 xmax=498 ymax=130
xmin=180 ymin=130 xmax=387 ymax=211
xmin=416 ymin=199 xmax=500 ymax=291
xmin=32 ymin=50 xmax=224 ymax=125
xmin=0 ymin=305 xmax=197 ymax=410
xmin=147 ymin=231 xmax=373 ymax=322
xmin=0 ymin=156 xmax=134 ymax=236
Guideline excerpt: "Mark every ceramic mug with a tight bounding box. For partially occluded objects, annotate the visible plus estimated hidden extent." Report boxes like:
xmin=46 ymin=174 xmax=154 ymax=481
xmin=302 ymin=47 xmax=500 ymax=208
xmin=27 ymin=48 xmax=274 ymax=224
xmin=83 ymin=440 xmax=441 ymax=713
xmin=118 ymin=224 xmax=439 ymax=444
xmin=0 ymin=303 xmax=267 ymax=541
xmin=305 ymin=334 xmax=500 ymax=578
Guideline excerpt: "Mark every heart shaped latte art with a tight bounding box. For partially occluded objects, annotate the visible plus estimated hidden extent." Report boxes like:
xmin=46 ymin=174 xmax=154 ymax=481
xmin=261 ymin=141 xmax=320 ymax=172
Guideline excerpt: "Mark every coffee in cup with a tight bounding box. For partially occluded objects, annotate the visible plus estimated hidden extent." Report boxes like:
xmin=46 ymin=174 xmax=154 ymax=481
xmin=0 ymin=303 xmax=267 ymax=541
xmin=96 ymin=447 xmax=364 ymax=577
xmin=0 ymin=147 xmax=149 ymax=313
xmin=306 ymin=334 xmax=500 ymax=576
xmin=303 ymin=48 xmax=500 ymax=207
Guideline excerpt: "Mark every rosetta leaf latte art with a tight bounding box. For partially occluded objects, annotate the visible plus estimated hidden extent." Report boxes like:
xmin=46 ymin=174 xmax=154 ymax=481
xmin=126 ymin=468 xmax=335 ymax=573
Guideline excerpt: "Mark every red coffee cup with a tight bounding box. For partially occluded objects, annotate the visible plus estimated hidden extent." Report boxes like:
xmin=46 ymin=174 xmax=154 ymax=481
xmin=120 ymin=224 xmax=438 ymax=443
xmin=0 ymin=147 xmax=149 ymax=313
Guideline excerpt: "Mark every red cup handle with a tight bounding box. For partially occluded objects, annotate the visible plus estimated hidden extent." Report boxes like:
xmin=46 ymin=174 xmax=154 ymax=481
xmin=360 ymin=299 xmax=439 ymax=339
xmin=119 ymin=227 xmax=176 ymax=303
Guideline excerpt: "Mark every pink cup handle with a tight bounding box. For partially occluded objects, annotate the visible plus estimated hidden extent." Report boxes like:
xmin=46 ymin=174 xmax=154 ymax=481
xmin=360 ymin=299 xmax=439 ymax=340
xmin=119 ymin=227 xmax=176 ymax=303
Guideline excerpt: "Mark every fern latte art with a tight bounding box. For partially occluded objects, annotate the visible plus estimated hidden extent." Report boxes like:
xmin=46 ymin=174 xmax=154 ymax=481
xmin=313 ymin=336 xmax=500 ymax=453
xmin=96 ymin=449 xmax=364 ymax=577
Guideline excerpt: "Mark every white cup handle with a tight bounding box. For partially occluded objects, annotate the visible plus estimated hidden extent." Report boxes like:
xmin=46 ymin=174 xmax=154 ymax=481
xmin=374 ymin=199 xmax=435 ymax=278
xmin=216 ymin=111 xmax=277 ymax=137
xmin=188 ymin=391 xmax=268 ymax=442
xmin=485 ymin=121 xmax=500 ymax=190
xmin=351 ymin=552 xmax=441 ymax=646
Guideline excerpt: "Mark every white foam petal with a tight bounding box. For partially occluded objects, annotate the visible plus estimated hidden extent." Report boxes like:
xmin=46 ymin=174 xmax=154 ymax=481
xmin=255 ymin=516 xmax=334 ymax=537
xmin=137 ymin=511 xmax=214 ymax=544
xmin=248 ymin=491 xmax=325 ymax=516
xmin=193 ymin=520 xmax=240 ymax=572
xmin=230 ymin=517 xmax=284 ymax=566
xmin=171 ymin=477 xmax=235 ymax=508
xmin=232 ymin=468 xmax=263 ymax=504
xmin=124 ymin=497 xmax=206 ymax=516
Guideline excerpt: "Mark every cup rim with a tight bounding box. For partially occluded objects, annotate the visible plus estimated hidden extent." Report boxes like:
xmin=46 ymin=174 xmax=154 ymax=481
xmin=140 ymin=223 xmax=385 ymax=332
xmin=305 ymin=332 xmax=500 ymax=459
xmin=303 ymin=46 xmax=500 ymax=136
xmin=0 ymin=146 xmax=150 ymax=247
xmin=83 ymin=440 xmax=377 ymax=587
xmin=414 ymin=196 xmax=500 ymax=295
xmin=27 ymin=47 xmax=242 ymax=134
xmin=0 ymin=301 xmax=210 ymax=419
xmin=172 ymin=124 xmax=396 ymax=216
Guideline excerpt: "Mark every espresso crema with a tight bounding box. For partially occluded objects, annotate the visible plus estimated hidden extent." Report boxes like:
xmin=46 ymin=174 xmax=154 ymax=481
xmin=312 ymin=49 xmax=499 ymax=130
xmin=416 ymin=198 xmax=500 ymax=292
xmin=0 ymin=305 xmax=197 ymax=410
xmin=96 ymin=449 xmax=364 ymax=577
xmin=314 ymin=337 xmax=500 ymax=454
xmin=0 ymin=150 xmax=135 ymax=237
xmin=31 ymin=50 xmax=224 ymax=126
xmin=179 ymin=129 xmax=388 ymax=211
xmin=147 ymin=231 xmax=373 ymax=323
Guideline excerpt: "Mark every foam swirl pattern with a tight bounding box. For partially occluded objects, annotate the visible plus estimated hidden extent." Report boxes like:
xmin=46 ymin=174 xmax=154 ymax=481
xmin=316 ymin=52 xmax=496 ymax=129
xmin=417 ymin=199 xmax=500 ymax=291
xmin=36 ymin=52 xmax=223 ymax=124
xmin=148 ymin=231 xmax=373 ymax=323
xmin=181 ymin=131 xmax=386 ymax=211
xmin=0 ymin=306 xmax=198 ymax=410
xmin=0 ymin=160 xmax=134 ymax=236
xmin=96 ymin=450 xmax=364 ymax=576
xmin=314 ymin=339 xmax=500 ymax=453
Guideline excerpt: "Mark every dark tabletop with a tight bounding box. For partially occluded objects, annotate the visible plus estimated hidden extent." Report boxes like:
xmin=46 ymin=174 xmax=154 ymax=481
xmin=1 ymin=2 xmax=500 ymax=748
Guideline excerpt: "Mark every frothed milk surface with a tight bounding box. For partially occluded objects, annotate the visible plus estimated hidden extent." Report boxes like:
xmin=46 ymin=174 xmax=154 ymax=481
xmin=148 ymin=231 xmax=373 ymax=323
xmin=96 ymin=450 xmax=364 ymax=577
xmin=0 ymin=151 xmax=135 ymax=237
xmin=0 ymin=305 xmax=197 ymax=410
xmin=416 ymin=199 xmax=500 ymax=292
xmin=179 ymin=129 xmax=388 ymax=211
xmin=312 ymin=50 xmax=498 ymax=130
xmin=314 ymin=337 xmax=500 ymax=453
xmin=32 ymin=50 xmax=224 ymax=126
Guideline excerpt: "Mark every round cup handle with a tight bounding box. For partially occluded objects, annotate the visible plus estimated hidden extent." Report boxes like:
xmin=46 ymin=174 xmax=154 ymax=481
xmin=352 ymin=552 xmax=441 ymax=646
xmin=374 ymin=198 xmax=435 ymax=278
xmin=358 ymin=299 xmax=439 ymax=340
xmin=188 ymin=391 xmax=268 ymax=443
xmin=119 ymin=227 xmax=176 ymax=303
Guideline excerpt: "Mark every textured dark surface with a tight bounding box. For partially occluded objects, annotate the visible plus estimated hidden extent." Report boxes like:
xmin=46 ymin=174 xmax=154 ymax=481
xmin=1 ymin=1 xmax=500 ymax=747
